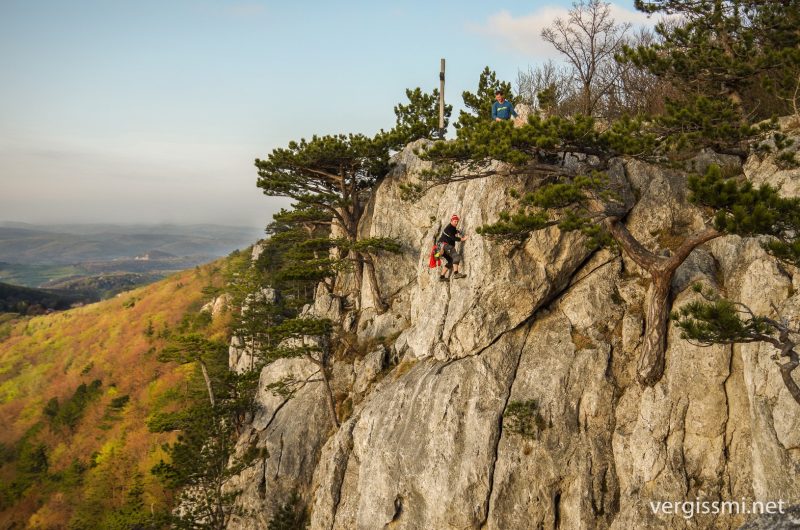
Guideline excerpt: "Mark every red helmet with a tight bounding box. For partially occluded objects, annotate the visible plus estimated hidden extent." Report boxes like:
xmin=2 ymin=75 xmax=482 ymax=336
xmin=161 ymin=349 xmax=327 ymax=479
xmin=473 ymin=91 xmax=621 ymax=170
xmin=450 ymin=214 xmax=460 ymax=222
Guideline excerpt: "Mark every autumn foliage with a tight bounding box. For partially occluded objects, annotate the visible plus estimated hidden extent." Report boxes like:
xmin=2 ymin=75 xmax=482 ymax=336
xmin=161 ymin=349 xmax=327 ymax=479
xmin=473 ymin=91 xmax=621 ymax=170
xmin=0 ymin=259 xmax=231 ymax=528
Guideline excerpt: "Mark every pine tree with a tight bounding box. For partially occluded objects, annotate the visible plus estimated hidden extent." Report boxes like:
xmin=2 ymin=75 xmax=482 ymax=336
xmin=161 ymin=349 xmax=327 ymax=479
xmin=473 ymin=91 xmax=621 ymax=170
xmin=152 ymin=334 xmax=259 ymax=529
xmin=670 ymin=164 xmax=800 ymax=405
xmin=422 ymin=113 xmax=654 ymax=183
xmin=158 ymin=335 xmax=228 ymax=407
xmin=456 ymin=67 xmax=515 ymax=130
xmin=258 ymin=206 xmax=336 ymax=307
xmin=266 ymin=316 xmax=339 ymax=429
xmin=622 ymin=1 xmax=800 ymax=119
xmin=151 ymin=405 xmax=243 ymax=529
xmin=389 ymin=87 xmax=452 ymax=144
xmin=687 ymin=164 xmax=800 ymax=266
xmin=673 ymin=285 xmax=800 ymax=406
xmin=255 ymin=134 xmax=397 ymax=310
xmin=233 ymin=281 xmax=284 ymax=373
xmin=255 ymin=134 xmax=390 ymax=244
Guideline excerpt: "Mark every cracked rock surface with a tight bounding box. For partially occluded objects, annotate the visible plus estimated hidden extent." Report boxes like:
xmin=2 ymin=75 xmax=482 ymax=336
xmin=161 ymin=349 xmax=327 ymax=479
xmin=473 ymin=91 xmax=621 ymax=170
xmin=228 ymin=139 xmax=800 ymax=529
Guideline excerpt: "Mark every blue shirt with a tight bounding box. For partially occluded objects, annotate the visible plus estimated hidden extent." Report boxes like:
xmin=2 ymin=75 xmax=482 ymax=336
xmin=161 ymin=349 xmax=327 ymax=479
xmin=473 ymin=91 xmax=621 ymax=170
xmin=492 ymin=100 xmax=517 ymax=120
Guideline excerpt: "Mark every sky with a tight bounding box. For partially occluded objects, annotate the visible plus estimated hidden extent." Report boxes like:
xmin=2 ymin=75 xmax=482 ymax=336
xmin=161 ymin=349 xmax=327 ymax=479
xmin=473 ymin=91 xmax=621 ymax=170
xmin=0 ymin=0 xmax=653 ymax=230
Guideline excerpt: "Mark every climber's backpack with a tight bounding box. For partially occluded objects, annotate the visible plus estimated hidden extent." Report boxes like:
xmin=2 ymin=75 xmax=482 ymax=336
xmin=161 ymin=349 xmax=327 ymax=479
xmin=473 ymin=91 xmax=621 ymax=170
xmin=428 ymin=238 xmax=441 ymax=268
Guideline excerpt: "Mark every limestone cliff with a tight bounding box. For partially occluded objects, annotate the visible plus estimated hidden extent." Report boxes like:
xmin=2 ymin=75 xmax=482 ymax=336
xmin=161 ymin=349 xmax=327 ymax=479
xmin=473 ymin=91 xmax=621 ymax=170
xmin=228 ymin=130 xmax=800 ymax=529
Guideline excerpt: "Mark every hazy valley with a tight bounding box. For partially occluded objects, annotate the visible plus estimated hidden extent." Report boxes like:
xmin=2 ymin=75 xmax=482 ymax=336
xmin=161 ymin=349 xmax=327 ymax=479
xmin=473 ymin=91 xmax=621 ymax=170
xmin=0 ymin=223 xmax=263 ymax=313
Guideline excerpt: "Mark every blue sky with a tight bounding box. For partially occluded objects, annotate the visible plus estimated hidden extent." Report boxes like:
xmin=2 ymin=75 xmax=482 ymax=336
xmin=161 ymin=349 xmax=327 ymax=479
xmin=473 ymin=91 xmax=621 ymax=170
xmin=0 ymin=0 xmax=649 ymax=229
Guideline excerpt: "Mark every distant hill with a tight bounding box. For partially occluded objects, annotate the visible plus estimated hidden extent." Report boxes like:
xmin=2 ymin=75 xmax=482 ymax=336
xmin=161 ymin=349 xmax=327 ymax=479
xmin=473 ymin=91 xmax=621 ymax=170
xmin=40 ymin=272 xmax=165 ymax=299
xmin=0 ymin=222 xmax=263 ymax=294
xmin=0 ymin=222 xmax=263 ymax=265
xmin=133 ymin=249 xmax=176 ymax=260
xmin=0 ymin=257 xmax=231 ymax=528
xmin=0 ymin=281 xmax=95 ymax=314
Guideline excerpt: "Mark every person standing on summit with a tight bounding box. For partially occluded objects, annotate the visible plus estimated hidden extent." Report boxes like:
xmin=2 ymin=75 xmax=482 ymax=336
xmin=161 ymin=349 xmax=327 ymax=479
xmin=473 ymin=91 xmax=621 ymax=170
xmin=438 ymin=214 xmax=467 ymax=282
xmin=492 ymin=90 xmax=517 ymax=121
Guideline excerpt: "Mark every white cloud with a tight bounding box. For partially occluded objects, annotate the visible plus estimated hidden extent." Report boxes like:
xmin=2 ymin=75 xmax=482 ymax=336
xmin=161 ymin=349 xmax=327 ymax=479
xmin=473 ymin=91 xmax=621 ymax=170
xmin=468 ymin=3 xmax=657 ymax=60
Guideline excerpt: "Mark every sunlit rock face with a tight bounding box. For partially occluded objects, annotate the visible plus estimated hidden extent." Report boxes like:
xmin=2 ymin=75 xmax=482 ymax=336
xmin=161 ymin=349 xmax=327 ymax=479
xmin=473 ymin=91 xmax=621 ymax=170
xmin=229 ymin=134 xmax=800 ymax=530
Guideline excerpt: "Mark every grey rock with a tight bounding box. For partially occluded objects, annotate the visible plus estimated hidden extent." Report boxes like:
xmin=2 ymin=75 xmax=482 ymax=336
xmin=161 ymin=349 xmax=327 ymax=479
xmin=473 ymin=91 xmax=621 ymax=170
xmin=309 ymin=329 xmax=526 ymax=530
xmin=353 ymin=346 xmax=387 ymax=395
xmin=227 ymin=358 xmax=333 ymax=530
xmin=251 ymin=241 xmax=267 ymax=262
xmin=744 ymin=133 xmax=800 ymax=198
xmin=738 ymin=504 xmax=800 ymax=529
xmin=513 ymin=103 xmax=533 ymax=127
xmin=226 ymin=129 xmax=800 ymax=529
xmin=200 ymin=293 xmax=232 ymax=317
xmin=354 ymin=142 xmax=597 ymax=361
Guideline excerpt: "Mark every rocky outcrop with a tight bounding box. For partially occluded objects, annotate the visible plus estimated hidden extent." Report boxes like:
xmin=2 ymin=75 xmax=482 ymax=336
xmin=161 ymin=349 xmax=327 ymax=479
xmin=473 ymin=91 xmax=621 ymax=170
xmin=739 ymin=504 xmax=800 ymax=529
xmin=227 ymin=357 xmax=333 ymax=529
xmin=353 ymin=140 xmax=621 ymax=363
xmin=228 ymin=133 xmax=800 ymax=529
xmin=201 ymin=293 xmax=233 ymax=318
xmin=229 ymin=287 xmax=279 ymax=373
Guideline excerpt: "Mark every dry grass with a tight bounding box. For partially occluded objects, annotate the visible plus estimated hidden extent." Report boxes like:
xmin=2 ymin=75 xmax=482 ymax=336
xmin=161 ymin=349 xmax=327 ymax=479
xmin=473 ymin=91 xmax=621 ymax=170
xmin=393 ymin=358 xmax=417 ymax=379
xmin=571 ymin=330 xmax=596 ymax=351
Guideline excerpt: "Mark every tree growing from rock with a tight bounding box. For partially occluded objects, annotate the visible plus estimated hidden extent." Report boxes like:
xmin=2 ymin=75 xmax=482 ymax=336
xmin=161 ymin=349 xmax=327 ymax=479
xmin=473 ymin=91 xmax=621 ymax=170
xmin=673 ymin=285 xmax=800 ymax=406
xmin=257 ymin=205 xmax=337 ymax=306
xmin=267 ymin=316 xmax=340 ymax=429
xmin=256 ymin=134 xmax=401 ymax=311
xmin=468 ymin=158 xmax=720 ymax=387
xmin=671 ymin=164 xmax=800 ymax=405
xmin=418 ymin=0 xmax=799 ymax=387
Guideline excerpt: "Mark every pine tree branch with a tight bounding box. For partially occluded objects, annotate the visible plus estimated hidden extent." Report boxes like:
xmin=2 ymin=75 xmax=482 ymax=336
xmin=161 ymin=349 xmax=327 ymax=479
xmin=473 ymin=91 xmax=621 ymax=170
xmin=604 ymin=217 xmax=659 ymax=270
xmin=664 ymin=227 xmax=721 ymax=273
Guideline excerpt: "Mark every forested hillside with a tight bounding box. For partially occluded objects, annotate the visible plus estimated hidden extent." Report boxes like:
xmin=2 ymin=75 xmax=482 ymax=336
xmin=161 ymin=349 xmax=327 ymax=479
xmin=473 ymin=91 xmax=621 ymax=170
xmin=0 ymin=257 xmax=234 ymax=528
xmin=0 ymin=282 xmax=92 ymax=315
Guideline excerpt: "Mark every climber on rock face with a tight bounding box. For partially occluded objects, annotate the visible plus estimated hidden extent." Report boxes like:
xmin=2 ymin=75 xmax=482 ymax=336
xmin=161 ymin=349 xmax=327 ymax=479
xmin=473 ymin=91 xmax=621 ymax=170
xmin=438 ymin=214 xmax=467 ymax=282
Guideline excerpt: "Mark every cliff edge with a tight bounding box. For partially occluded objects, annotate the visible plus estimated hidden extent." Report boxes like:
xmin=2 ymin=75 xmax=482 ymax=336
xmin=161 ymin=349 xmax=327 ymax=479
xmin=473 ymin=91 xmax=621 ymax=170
xmin=229 ymin=132 xmax=800 ymax=529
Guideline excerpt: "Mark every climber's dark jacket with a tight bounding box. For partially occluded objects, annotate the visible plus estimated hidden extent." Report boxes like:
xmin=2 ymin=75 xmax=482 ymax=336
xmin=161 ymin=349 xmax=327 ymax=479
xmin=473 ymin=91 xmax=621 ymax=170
xmin=438 ymin=224 xmax=463 ymax=246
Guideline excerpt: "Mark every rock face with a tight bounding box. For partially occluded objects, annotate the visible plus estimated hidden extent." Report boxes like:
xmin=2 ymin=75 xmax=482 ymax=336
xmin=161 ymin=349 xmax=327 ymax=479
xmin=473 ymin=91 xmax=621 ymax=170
xmin=227 ymin=358 xmax=333 ymax=530
xmin=229 ymin=287 xmax=279 ymax=373
xmin=228 ymin=136 xmax=800 ymax=529
xmin=738 ymin=504 xmax=800 ymax=529
xmin=201 ymin=293 xmax=233 ymax=318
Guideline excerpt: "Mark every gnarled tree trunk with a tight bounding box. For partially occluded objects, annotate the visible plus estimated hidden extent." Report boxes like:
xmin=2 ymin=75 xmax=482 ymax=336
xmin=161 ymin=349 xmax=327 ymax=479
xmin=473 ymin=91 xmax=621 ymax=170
xmin=779 ymin=358 xmax=800 ymax=406
xmin=352 ymin=252 xmax=364 ymax=310
xmin=637 ymin=273 xmax=672 ymax=386
xmin=777 ymin=338 xmax=800 ymax=406
xmin=199 ymin=359 xmax=216 ymax=408
xmin=606 ymin=218 xmax=720 ymax=387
